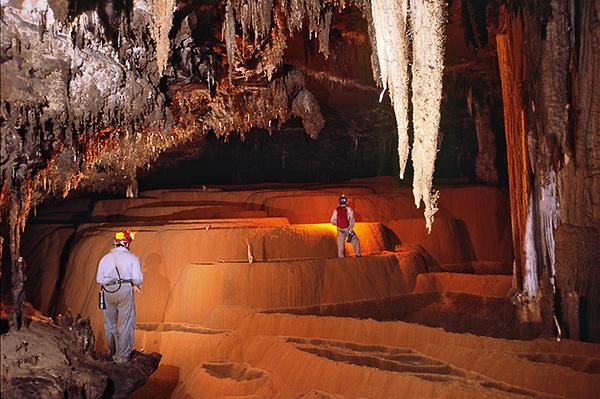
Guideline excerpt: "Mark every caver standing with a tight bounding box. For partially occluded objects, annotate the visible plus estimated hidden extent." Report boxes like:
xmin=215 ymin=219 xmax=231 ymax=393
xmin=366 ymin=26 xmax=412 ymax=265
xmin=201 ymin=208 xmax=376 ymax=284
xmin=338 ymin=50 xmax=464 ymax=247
xmin=330 ymin=194 xmax=361 ymax=257
xmin=96 ymin=230 xmax=143 ymax=363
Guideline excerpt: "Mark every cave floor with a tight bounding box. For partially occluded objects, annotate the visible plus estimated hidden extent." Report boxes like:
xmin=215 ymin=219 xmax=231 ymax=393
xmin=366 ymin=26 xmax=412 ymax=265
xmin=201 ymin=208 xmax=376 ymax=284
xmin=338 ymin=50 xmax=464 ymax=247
xmin=19 ymin=177 xmax=600 ymax=398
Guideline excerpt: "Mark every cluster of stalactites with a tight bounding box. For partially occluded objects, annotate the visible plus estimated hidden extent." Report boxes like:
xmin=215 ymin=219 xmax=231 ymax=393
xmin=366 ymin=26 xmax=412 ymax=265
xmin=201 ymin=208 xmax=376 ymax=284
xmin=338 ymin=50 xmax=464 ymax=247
xmin=230 ymin=0 xmax=338 ymax=44
xmin=230 ymin=0 xmax=275 ymax=42
xmin=370 ymin=0 xmax=447 ymax=233
xmin=224 ymin=0 xmax=347 ymax=81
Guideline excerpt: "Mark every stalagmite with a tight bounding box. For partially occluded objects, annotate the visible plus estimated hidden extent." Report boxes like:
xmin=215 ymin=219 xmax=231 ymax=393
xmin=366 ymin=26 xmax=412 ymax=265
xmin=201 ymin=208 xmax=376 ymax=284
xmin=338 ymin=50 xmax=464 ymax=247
xmin=370 ymin=0 xmax=410 ymax=179
xmin=410 ymin=0 xmax=447 ymax=232
xmin=247 ymin=240 xmax=254 ymax=264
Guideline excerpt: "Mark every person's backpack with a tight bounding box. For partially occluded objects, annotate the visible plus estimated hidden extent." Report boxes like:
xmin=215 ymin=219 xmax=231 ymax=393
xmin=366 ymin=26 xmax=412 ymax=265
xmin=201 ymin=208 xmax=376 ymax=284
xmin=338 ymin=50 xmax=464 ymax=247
xmin=336 ymin=206 xmax=349 ymax=228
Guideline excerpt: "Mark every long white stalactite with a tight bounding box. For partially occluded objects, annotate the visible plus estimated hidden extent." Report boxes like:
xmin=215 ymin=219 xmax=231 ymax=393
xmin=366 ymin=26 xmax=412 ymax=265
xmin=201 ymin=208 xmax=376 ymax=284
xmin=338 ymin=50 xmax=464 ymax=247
xmin=410 ymin=0 xmax=447 ymax=233
xmin=370 ymin=0 xmax=411 ymax=179
xmin=370 ymin=0 xmax=447 ymax=232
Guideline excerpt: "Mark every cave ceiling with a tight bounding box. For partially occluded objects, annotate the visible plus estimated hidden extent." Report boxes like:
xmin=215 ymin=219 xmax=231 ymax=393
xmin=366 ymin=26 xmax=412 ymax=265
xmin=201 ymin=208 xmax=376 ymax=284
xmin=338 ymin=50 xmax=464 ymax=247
xmin=0 ymin=0 xmax=500 ymax=257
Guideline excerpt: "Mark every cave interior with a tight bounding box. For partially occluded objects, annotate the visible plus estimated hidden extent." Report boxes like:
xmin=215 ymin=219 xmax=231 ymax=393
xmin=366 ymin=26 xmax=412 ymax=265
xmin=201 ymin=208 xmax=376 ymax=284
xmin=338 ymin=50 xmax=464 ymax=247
xmin=1 ymin=0 xmax=600 ymax=398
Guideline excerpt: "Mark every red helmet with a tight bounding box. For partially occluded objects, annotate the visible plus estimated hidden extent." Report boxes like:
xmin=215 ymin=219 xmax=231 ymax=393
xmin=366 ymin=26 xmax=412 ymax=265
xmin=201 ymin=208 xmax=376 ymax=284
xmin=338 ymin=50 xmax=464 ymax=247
xmin=113 ymin=230 xmax=134 ymax=246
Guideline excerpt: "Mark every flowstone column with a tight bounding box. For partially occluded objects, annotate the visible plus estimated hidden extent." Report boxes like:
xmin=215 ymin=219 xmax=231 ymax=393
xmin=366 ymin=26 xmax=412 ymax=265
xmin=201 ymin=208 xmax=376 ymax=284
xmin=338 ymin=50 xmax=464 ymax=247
xmin=494 ymin=1 xmax=600 ymax=340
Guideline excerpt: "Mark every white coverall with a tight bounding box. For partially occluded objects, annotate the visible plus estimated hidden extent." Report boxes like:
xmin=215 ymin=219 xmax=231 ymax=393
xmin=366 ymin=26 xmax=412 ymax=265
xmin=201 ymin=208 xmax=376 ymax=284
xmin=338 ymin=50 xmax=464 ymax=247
xmin=96 ymin=246 xmax=143 ymax=362
xmin=331 ymin=205 xmax=361 ymax=257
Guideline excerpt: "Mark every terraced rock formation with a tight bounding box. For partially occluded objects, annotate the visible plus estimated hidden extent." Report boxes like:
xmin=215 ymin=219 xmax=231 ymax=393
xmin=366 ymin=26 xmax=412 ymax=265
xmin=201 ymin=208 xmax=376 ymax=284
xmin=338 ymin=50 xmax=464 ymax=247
xmin=18 ymin=178 xmax=600 ymax=398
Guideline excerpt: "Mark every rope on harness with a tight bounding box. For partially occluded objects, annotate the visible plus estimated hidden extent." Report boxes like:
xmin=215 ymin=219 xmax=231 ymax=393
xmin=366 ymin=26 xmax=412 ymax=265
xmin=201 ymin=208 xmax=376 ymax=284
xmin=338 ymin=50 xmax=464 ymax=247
xmin=102 ymin=266 xmax=124 ymax=293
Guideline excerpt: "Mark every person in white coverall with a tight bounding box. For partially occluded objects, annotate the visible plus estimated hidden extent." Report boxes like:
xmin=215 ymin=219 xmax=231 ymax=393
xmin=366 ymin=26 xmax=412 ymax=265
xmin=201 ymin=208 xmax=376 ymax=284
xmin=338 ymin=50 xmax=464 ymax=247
xmin=331 ymin=194 xmax=361 ymax=257
xmin=96 ymin=230 xmax=143 ymax=363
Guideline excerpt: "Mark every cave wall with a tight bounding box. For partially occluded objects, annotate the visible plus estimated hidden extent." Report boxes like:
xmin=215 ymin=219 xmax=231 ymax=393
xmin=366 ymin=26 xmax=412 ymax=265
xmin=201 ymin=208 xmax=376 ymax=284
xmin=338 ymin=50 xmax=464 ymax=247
xmin=555 ymin=0 xmax=600 ymax=341
xmin=139 ymin=123 xmax=399 ymax=188
xmin=496 ymin=1 xmax=600 ymax=341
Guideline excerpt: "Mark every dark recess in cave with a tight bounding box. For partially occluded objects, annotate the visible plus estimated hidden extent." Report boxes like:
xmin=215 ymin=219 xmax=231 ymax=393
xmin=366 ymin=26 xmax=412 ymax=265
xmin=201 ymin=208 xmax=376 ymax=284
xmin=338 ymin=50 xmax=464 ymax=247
xmin=138 ymin=119 xmax=401 ymax=189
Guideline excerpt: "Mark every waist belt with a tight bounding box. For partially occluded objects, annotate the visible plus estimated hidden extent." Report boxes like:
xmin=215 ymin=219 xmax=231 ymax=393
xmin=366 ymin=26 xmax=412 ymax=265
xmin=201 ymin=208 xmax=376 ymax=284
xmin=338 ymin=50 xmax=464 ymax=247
xmin=105 ymin=279 xmax=133 ymax=287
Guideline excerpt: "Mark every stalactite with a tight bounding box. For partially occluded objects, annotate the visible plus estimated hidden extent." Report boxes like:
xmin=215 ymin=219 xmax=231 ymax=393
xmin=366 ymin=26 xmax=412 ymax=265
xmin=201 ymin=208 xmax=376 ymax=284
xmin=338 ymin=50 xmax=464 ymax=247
xmin=224 ymin=0 xmax=239 ymax=79
xmin=232 ymin=0 xmax=274 ymax=42
xmin=318 ymin=9 xmax=333 ymax=58
xmin=253 ymin=2 xmax=288 ymax=81
xmin=410 ymin=0 xmax=447 ymax=233
xmin=171 ymin=69 xmax=323 ymax=140
xmin=291 ymin=89 xmax=325 ymax=139
xmin=362 ymin=3 xmax=382 ymax=87
xmin=149 ymin=0 xmax=175 ymax=76
xmin=370 ymin=0 xmax=410 ymax=180
xmin=368 ymin=0 xmax=447 ymax=232
xmin=225 ymin=0 xmax=282 ymax=81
